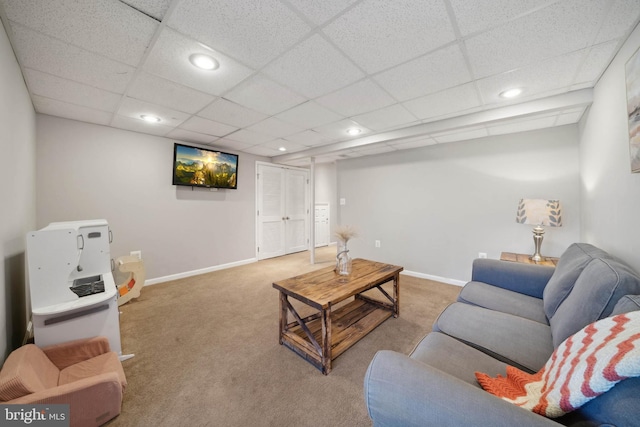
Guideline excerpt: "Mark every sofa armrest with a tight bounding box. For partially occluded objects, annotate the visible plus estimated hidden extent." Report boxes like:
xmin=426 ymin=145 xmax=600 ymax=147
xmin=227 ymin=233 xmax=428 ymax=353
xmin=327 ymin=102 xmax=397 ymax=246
xmin=10 ymin=372 xmax=123 ymax=426
xmin=9 ymin=372 xmax=122 ymax=404
xmin=364 ymin=350 xmax=559 ymax=427
xmin=42 ymin=336 xmax=111 ymax=370
xmin=471 ymin=259 xmax=555 ymax=298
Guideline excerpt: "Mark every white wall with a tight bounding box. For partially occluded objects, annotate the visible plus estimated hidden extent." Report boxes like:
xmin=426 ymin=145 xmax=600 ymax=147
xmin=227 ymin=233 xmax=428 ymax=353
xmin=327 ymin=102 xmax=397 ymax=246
xmin=0 ymin=18 xmax=36 ymax=359
xmin=36 ymin=115 xmax=268 ymax=281
xmin=580 ymin=23 xmax=640 ymax=273
xmin=337 ymin=125 xmax=581 ymax=283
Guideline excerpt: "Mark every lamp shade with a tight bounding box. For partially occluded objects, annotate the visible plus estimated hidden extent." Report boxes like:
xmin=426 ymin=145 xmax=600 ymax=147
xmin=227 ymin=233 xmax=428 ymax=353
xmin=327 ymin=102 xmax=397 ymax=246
xmin=516 ymin=199 xmax=562 ymax=227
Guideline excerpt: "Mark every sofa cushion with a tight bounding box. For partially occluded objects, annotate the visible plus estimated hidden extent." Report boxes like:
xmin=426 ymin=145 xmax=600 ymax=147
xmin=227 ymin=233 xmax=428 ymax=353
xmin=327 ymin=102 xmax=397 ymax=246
xmin=542 ymin=243 xmax=604 ymax=320
xmin=410 ymin=332 xmax=508 ymax=387
xmin=0 ymin=344 xmax=59 ymax=401
xmin=458 ymin=281 xmax=547 ymax=324
xmin=549 ymin=257 xmax=640 ymax=348
xmin=611 ymin=294 xmax=640 ymax=315
xmin=476 ymin=311 xmax=640 ymax=418
xmin=434 ymin=303 xmax=553 ymax=373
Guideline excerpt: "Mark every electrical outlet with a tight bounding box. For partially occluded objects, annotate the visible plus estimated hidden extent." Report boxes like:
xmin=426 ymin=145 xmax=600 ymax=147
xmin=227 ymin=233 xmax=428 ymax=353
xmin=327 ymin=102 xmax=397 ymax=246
xmin=375 ymin=240 xmax=381 ymax=248
xmin=478 ymin=252 xmax=487 ymax=259
xmin=130 ymin=250 xmax=142 ymax=259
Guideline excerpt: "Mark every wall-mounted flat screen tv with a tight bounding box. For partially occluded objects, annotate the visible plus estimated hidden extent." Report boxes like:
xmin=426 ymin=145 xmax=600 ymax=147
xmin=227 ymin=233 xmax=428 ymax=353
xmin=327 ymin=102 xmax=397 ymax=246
xmin=172 ymin=143 xmax=238 ymax=189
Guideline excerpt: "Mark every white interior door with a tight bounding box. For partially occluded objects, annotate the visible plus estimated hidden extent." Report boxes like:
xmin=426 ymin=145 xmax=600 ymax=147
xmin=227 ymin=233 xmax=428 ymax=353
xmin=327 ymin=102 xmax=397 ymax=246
xmin=257 ymin=164 xmax=309 ymax=260
xmin=285 ymin=169 xmax=308 ymax=254
xmin=257 ymin=164 xmax=285 ymax=260
xmin=314 ymin=203 xmax=329 ymax=247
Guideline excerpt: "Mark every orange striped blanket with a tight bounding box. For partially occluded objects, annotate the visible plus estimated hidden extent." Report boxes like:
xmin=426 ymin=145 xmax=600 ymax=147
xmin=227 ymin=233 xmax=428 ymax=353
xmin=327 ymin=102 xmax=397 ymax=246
xmin=475 ymin=311 xmax=640 ymax=418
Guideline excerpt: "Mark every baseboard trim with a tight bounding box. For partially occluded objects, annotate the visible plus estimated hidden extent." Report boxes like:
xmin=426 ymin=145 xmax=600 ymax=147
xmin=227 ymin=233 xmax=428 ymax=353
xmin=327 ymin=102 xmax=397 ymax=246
xmin=145 ymin=257 xmax=258 ymax=286
xmin=401 ymin=270 xmax=466 ymax=287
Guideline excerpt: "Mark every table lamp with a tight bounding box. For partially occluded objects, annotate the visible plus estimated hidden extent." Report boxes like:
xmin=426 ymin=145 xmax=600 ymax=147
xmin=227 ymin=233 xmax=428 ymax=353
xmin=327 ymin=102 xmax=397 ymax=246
xmin=516 ymin=199 xmax=562 ymax=262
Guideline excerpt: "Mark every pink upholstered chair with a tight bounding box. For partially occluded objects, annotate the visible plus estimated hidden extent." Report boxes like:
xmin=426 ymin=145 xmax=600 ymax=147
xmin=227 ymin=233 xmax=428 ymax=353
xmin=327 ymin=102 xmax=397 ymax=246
xmin=0 ymin=336 xmax=126 ymax=426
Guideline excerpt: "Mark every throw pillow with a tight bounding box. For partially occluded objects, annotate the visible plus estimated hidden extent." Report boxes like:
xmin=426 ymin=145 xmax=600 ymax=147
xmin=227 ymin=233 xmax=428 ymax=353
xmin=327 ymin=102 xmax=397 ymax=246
xmin=475 ymin=311 xmax=640 ymax=418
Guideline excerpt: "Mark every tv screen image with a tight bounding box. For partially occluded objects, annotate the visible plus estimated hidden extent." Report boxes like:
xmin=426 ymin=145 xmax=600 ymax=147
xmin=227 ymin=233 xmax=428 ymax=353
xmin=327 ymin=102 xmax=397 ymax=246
xmin=172 ymin=143 xmax=239 ymax=189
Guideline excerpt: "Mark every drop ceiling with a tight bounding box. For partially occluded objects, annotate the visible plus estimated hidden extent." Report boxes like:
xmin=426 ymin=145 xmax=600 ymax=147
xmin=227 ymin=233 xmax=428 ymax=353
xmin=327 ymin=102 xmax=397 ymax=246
xmin=1 ymin=0 xmax=638 ymax=166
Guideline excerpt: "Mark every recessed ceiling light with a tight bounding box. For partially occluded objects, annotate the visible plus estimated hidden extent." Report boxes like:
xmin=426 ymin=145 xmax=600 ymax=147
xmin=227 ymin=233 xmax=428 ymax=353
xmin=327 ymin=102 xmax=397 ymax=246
xmin=189 ymin=53 xmax=219 ymax=71
xmin=346 ymin=128 xmax=361 ymax=136
xmin=499 ymin=88 xmax=523 ymax=99
xmin=140 ymin=114 xmax=161 ymax=123
xmin=278 ymin=147 xmax=287 ymax=152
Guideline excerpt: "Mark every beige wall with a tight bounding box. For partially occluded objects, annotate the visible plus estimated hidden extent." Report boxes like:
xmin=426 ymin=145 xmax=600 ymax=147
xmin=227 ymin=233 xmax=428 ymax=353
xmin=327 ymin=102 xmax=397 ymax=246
xmin=579 ymin=23 xmax=640 ymax=273
xmin=0 ymin=18 xmax=37 ymax=359
xmin=337 ymin=125 xmax=581 ymax=283
xmin=36 ymin=115 xmax=270 ymax=281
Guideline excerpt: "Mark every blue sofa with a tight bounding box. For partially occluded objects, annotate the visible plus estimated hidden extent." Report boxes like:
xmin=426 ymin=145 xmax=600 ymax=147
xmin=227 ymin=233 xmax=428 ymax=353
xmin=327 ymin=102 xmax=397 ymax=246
xmin=364 ymin=243 xmax=640 ymax=426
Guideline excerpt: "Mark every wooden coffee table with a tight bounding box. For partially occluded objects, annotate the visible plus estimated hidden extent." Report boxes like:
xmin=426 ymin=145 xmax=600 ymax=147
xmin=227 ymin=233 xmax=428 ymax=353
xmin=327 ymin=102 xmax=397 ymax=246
xmin=273 ymin=258 xmax=403 ymax=374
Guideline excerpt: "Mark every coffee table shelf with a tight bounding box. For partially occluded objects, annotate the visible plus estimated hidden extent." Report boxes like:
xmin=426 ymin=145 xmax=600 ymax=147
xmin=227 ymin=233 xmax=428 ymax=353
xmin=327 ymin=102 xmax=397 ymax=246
xmin=282 ymin=298 xmax=393 ymax=368
xmin=273 ymin=259 xmax=403 ymax=374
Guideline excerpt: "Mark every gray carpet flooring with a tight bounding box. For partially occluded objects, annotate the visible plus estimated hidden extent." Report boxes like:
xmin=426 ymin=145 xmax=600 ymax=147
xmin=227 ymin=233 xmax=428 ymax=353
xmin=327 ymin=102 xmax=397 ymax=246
xmin=108 ymin=247 xmax=460 ymax=426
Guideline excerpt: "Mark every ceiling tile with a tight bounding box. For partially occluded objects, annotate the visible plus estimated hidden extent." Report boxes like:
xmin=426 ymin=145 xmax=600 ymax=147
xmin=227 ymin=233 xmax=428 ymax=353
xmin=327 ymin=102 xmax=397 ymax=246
xmin=112 ymin=115 xmax=174 ymax=136
xmin=284 ymin=130 xmax=331 ymax=146
xmin=275 ymin=101 xmax=343 ymax=128
xmin=32 ymin=95 xmax=112 ymax=126
xmin=403 ymin=83 xmax=481 ymax=120
xmin=117 ymin=97 xmax=191 ymax=127
xmin=198 ymin=98 xmax=268 ymax=128
xmin=224 ymin=129 xmax=275 ymax=144
xmin=322 ymin=0 xmax=455 ymax=73
xmin=166 ymin=129 xmax=218 ymax=145
xmin=313 ymin=119 xmax=372 ymax=140
xmin=3 ymin=0 xmax=157 ymax=66
xmin=166 ymin=0 xmax=311 ymax=68
xmin=127 ymin=72 xmax=217 ymax=115
xmin=24 ymin=69 xmax=121 ymax=112
xmin=119 ymin=0 xmax=172 ymax=21
xmin=262 ymin=138 xmax=308 ymax=153
xmin=352 ymin=104 xmax=418 ymax=131
xmin=9 ymin=24 xmax=135 ymax=93
xmin=179 ymin=116 xmax=238 ymax=137
xmin=143 ymin=28 xmax=255 ymax=96
xmin=465 ymin=0 xmax=609 ymax=78
xmin=315 ymin=79 xmax=395 ymax=117
xmin=595 ymin=0 xmax=640 ymax=44
xmin=246 ymin=117 xmax=304 ymax=138
xmin=476 ymin=52 xmax=584 ymax=105
xmin=242 ymin=145 xmax=282 ymax=157
xmin=574 ymin=41 xmax=619 ymax=84
xmin=224 ymin=74 xmax=306 ymax=116
xmin=209 ymin=138 xmax=255 ymax=152
xmin=286 ymin=0 xmax=359 ymax=25
xmin=262 ymin=34 xmax=364 ymax=98
xmin=449 ymin=0 xmax=545 ymax=36
xmin=373 ymin=44 xmax=472 ymax=101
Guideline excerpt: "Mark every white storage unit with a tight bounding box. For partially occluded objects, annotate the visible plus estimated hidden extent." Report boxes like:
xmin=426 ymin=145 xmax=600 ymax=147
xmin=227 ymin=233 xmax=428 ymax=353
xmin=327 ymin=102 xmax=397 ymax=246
xmin=26 ymin=220 xmax=125 ymax=358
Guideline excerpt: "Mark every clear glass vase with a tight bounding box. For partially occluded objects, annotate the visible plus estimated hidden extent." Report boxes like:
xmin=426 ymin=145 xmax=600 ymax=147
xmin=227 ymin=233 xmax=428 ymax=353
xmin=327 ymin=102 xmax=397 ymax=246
xmin=336 ymin=245 xmax=352 ymax=277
